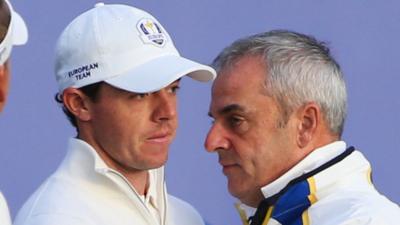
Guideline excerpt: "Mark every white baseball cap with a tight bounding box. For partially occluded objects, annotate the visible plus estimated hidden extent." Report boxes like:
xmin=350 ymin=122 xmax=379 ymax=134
xmin=55 ymin=3 xmax=216 ymax=94
xmin=0 ymin=0 xmax=28 ymax=65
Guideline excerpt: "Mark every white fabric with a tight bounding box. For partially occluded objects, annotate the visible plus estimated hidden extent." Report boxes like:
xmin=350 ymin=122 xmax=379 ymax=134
xmin=261 ymin=141 xmax=347 ymax=199
xmin=252 ymin=141 xmax=400 ymax=225
xmin=0 ymin=192 xmax=11 ymax=225
xmin=55 ymin=3 xmax=215 ymax=93
xmin=14 ymin=138 xmax=205 ymax=225
xmin=307 ymin=150 xmax=400 ymax=225
xmin=0 ymin=0 xmax=28 ymax=65
xmin=143 ymin=177 xmax=162 ymax=225
xmin=236 ymin=141 xmax=347 ymax=220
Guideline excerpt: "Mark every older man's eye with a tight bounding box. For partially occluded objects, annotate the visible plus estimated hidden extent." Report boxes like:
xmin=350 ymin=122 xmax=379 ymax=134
xmin=228 ymin=116 xmax=243 ymax=127
xmin=226 ymin=115 xmax=250 ymax=134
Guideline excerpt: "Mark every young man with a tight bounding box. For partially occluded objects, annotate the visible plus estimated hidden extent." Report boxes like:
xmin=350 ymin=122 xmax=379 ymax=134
xmin=205 ymin=30 xmax=400 ymax=225
xmin=0 ymin=0 xmax=28 ymax=224
xmin=15 ymin=3 xmax=215 ymax=225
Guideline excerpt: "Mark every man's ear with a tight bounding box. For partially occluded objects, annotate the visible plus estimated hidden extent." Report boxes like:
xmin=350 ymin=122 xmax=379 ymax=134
xmin=0 ymin=62 xmax=10 ymax=112
xmin=296 ymin=102 xmax=320 ymax=148
xmin=62 ymin=88 xmax=92 ymax=122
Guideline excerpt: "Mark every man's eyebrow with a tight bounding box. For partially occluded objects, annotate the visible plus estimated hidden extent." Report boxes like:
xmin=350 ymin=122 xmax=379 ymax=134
xmin=208 ymin=104 xmax=245 ymax=118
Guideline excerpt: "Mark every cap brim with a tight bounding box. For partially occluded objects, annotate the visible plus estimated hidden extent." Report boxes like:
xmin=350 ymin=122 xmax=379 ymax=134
xmin=11 ymin=11 xmax=28 ymax=45
xmin=105 ymin=55 xmax=216 ymax=93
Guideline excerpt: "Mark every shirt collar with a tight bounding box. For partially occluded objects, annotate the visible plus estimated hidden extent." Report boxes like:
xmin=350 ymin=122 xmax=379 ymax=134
xmin=69 ymin=138 xmax=110 ymax=171
xmin=65 ymin=138 xmax=166 ymax=212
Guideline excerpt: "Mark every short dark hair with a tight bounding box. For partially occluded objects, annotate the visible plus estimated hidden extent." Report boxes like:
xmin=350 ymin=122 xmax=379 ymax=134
xmin=0 ymin=0 xmax=11 ymax=42
xmin=55 ymin=82 xmax=104 ymax=131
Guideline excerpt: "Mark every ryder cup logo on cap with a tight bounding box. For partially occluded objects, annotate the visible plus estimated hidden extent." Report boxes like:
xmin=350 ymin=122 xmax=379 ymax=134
xmin=55 ymin=3 xmax=216 ymax=94
xmin=0 ymin=0 xmax=28 ymax=65
xmin=137 ymin=18 xmax=166 ymax=47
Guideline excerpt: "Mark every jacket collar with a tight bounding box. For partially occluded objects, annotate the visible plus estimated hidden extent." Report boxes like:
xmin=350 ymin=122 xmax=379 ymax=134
xmin=261 ymin=141 xmax=347 ymax=199
xmin=236 ymin=141 xmax=348 ymax=219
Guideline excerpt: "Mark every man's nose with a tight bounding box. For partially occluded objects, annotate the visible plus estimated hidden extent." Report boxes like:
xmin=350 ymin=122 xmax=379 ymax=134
xmin=204 ymin=122 xmax=230 ymax=152
xmin=153 ymin=92 xmax=177 ymax=122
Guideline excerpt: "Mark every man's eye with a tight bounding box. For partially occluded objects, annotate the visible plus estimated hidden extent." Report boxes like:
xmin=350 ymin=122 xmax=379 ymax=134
xmin=132 ymin=93 xmax=150 ymax=99
xmin=228 ymin=116 xmax=243 ymax=127
xmin=226 ymin=115 xmax=249 ymax=134
xmin=168 ymin=85 xmax=180 ymax=94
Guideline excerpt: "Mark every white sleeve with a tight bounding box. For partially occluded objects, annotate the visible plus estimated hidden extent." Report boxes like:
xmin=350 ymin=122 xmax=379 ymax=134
xmin=0 ymin=192 xmax=11 ymax=225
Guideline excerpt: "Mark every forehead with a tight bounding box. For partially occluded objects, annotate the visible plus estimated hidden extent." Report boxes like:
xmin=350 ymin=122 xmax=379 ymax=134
xmin=210 ymin=56 xmax=272 ymax=115
xmin=214 ymin=55 xmax=266 ymax=89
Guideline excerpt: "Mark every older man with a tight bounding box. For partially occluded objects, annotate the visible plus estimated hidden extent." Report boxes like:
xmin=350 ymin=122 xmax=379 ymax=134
xmin=15 ymin=3 xmax=214 ymax=225
xmin=0 ymin=0 xmax=27 ymax=111
xmin=205 ymin=30 xmax=400 ymax=225
xmin=0 ymin=0 xmax=27 ymax=224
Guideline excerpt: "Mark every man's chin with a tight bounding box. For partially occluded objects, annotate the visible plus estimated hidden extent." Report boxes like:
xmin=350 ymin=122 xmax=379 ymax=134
xmin=228 ymin=180 xmax=246 ymax=199
xmin=142 ymin=155 xmax=169 ymax=170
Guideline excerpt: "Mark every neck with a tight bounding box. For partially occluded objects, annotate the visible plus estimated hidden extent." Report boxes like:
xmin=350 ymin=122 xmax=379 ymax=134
xmin=240 ymin=190 xmax=265 ymax=208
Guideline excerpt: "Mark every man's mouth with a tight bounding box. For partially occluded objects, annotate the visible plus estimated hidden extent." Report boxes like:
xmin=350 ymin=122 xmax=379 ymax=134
xmin=146 ymin=131 xmax=172 ymax=144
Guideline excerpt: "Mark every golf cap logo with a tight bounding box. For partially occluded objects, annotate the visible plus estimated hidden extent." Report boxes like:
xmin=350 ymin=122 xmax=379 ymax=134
xmin=137 ymin=18 xmax=167 ymax=47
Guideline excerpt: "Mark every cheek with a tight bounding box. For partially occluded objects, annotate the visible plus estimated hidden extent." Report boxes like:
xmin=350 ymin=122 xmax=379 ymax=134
xmin=93 ymin=107 xmax=142 ymax=138
xmin=238 ymin=133 xmax=276 ymax=174
xmin=233 ymin=138 xmax=260 ymax=173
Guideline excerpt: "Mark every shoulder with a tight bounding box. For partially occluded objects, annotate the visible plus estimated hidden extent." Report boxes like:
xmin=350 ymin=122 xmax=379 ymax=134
xmin=0 ymin=192 xmax=11 ymax=225
xmin=308 ymin=189 xmax=400 ymax=225
xmin=167 ymin=195 xmax=205 ymax=225
xmin=14 ymin=174 xmax=93 ymax=225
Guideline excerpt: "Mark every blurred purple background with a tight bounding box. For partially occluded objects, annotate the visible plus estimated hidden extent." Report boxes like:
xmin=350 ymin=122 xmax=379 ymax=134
xmin=1 ymin=1 xmax=399 ymax=225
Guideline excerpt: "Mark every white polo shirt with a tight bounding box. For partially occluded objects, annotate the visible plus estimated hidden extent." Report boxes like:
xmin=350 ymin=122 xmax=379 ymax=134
xmin=14 ymin=138 xmax=205 ymax=225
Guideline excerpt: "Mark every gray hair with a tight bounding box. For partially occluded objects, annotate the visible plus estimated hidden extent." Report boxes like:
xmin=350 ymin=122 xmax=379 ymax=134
xmin=212 ymin=30 xmax=347 ymax=136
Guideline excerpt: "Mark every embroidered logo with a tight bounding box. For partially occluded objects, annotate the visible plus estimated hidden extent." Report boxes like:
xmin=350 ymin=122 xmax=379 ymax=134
xmin=67 ymin=63 xmax=99 ymax=81
xmin=137 ymin=18 xmax=167 ymax=47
